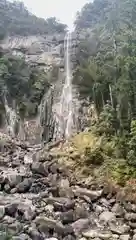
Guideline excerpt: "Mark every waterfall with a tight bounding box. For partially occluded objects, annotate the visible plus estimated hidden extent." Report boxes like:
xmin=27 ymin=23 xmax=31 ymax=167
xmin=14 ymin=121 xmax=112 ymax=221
xmin=54 ymin=32 xmax=74 ymax=140
xmin=4 ymin=97 xmax=19 ymax=138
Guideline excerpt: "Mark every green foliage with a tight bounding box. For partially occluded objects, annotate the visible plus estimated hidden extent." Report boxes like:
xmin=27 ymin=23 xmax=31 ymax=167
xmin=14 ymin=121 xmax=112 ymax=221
xmin=127 ymin=120 xmax=136 ymax=166
xmin=111 ymin=159 xmax=136 ymax=186
xmin=0 ymin=54 xmax=51 ymax=118
xmin=93 ymin=104 xmax=117 ymax=136
xmin=0 ymin=0 xmax=67 ymax=36
xmin=84 ymin=146 xmax=104 ymax=165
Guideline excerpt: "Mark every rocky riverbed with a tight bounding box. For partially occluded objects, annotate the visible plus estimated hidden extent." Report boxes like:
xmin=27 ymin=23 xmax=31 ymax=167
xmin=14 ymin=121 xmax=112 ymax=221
xmin=0 ymin=134 xmax=136 ymax=240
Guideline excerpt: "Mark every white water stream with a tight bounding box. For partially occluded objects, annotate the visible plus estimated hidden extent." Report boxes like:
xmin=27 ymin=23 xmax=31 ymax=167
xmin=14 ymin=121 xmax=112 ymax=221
xmin=54 ymin=32 xmax=74 ymax=139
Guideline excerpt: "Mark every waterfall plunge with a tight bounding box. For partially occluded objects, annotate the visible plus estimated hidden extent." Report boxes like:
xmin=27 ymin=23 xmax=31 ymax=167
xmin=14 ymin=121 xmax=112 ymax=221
xmin=54 ymin=32 xmax=74 ymax=140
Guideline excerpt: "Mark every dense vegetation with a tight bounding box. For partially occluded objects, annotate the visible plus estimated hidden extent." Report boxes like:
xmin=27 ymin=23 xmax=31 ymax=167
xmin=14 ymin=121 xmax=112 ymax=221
xmin=0 ymin=48 xmax=51 ymax=119
xmin=0 ymin=0 xmax=67 ymax=37
xmin=73 ymin=0 xmax=136 ymax=185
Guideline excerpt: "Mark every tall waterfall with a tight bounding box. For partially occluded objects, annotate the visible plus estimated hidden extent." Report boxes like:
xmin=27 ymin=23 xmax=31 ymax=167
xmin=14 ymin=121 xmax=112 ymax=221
xmin=54 ymin=32 xmax=74 ymax=140
xmin=4 ymin=97 xmax=19 ymax=138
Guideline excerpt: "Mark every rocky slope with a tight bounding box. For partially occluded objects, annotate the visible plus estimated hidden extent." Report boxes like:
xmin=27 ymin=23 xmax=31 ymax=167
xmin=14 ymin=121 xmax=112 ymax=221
xmin=0 ymin=134 xmax=135 ymax=240
xmin=0 ymin=33 xmax=78 ymax=70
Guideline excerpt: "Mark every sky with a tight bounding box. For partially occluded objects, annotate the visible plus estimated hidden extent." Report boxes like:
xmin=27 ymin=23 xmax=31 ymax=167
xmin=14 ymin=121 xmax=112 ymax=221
xmin=21 ymin=0 xmax=90 ymax=30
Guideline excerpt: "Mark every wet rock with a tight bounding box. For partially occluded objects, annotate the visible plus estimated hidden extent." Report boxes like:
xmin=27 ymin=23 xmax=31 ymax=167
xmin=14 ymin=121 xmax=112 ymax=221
xmin=72 ymin=186 xmax=102 ymax=200
xmin=120 ymin=235 xmax=130 ymax=240
xmin=17 ymin=178 xmax=32 ymax=193
xmin=31 ymin=162 xmax=48 ymax=176
xmin=0 ymin=206 xmax=5 ymax=219
xmin=99 ymin=211 xmax=116 ymax=223
xmin=71 ymin=218 xmax=90 ymax=236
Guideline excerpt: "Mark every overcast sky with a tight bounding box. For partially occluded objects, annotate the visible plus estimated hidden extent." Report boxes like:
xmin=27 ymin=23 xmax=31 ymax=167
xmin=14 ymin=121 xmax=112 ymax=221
xmin=21 ymin=0 xmax=90 ymax=29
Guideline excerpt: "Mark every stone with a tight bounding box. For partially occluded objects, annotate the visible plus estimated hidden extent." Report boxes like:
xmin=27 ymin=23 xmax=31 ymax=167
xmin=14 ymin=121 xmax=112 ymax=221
xmin=5 ymin=203 xmax=18 ymax=217
xmin=35 ymin=216 xmax=67 ymax=235
xmin=71 ymin=218 xmax=90 ymax=236
xmin=0 ymin=206 xmax=5 ymax=219
xmin=120 ymin=235 xmax=130 ymax=240
xmin=74 ymin=203 xmax=89 ymax=220
xmin=17 ymin=203 xmax=36 ymax=221
xmin=8 ymin=221 xmax=22 ymax=234
xmin=46 ymin=197 xmax=75 ymax=211
xmin=31 ymin=162 xmax=48 ymax=176
xmin=110 ymin=224 xmax=130 ymax=235
xmin=4 ymin=184 xmax=10 ymax=192
xmin=128 ymin=222 xmax=136 ymax=228
xmin=133 ymin=234 xmax=136 ymax=240
xmin=28 ymin=227 xmax=44 ymax=240
xmin=17 ymin=178 xmax=32 ymax=193
xmin=124 ymin=203 xmax=136 ymax=213
xmin=94 ymin=204 xmax=103 ymax=214
xmin=125 ymin=213 xmax=136 ymax=221
xmin=7 ymin=174 xmax=22 ymax=187
xmin=99 ymin=211 xmax=116 ymax=223
xmin=100 ymin=198 xmax=110 ymax=208
xmin=58 ymin=210 xmax=75 ymax=224
xmin=3 ymin=215 xmax=15 ymax=224
xmin=82 ymin=230 xmax=112 ymax=239
xmin=59 ymin=178 xmax=73 ymax=198
xmin=112 ymin=203 xmax=124 ymax=217
xmin=12 ymin=234 xmax=31 ymax=240
xmin=45 ymin=239 xmax=58 ymax=240
xmin=72 ymin=186 xmax=103 ymax=200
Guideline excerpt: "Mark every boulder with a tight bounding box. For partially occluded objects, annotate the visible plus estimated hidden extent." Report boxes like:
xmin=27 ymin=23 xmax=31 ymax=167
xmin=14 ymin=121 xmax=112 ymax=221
xmin=7 ymin=174 xmax=22 ymax=187
xmin=120 ymin=235 xmax=130 ymax=240
xmin=31 ymin=162 xmax=48 ymax=176
xmin=5 ymin=203 xmax=18 ymax=217
xmin=0 ymin=206 xmax=5 ymax=219
xmin=72 ymin=186 xmax=102 ymax=200
xmin=17 ymin=178 xmax=32 ymax=193
xmin=125 ymin=213 xmax=136 ymax=221
xmin=99 ymin=211 xmax=116 ymax=223
xmin=112 ymin=204 xmax=124 ymax=217
xmin=71 ymin=218 xmax=90 ymax=236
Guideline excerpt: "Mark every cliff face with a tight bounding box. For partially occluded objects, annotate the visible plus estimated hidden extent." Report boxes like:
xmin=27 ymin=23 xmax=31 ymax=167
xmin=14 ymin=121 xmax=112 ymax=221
xmin=1 ymin=32 xmax=79 ymax=69
xmin=1 ymin=34 xmax=64 ymax=69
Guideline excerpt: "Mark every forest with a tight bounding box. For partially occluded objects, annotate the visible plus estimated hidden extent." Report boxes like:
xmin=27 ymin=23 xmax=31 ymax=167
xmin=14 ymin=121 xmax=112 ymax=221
xmin=0 ymin=0 xmax=67 ymax=37
xmin=72 ymin=0 xmax=136 ymax=184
